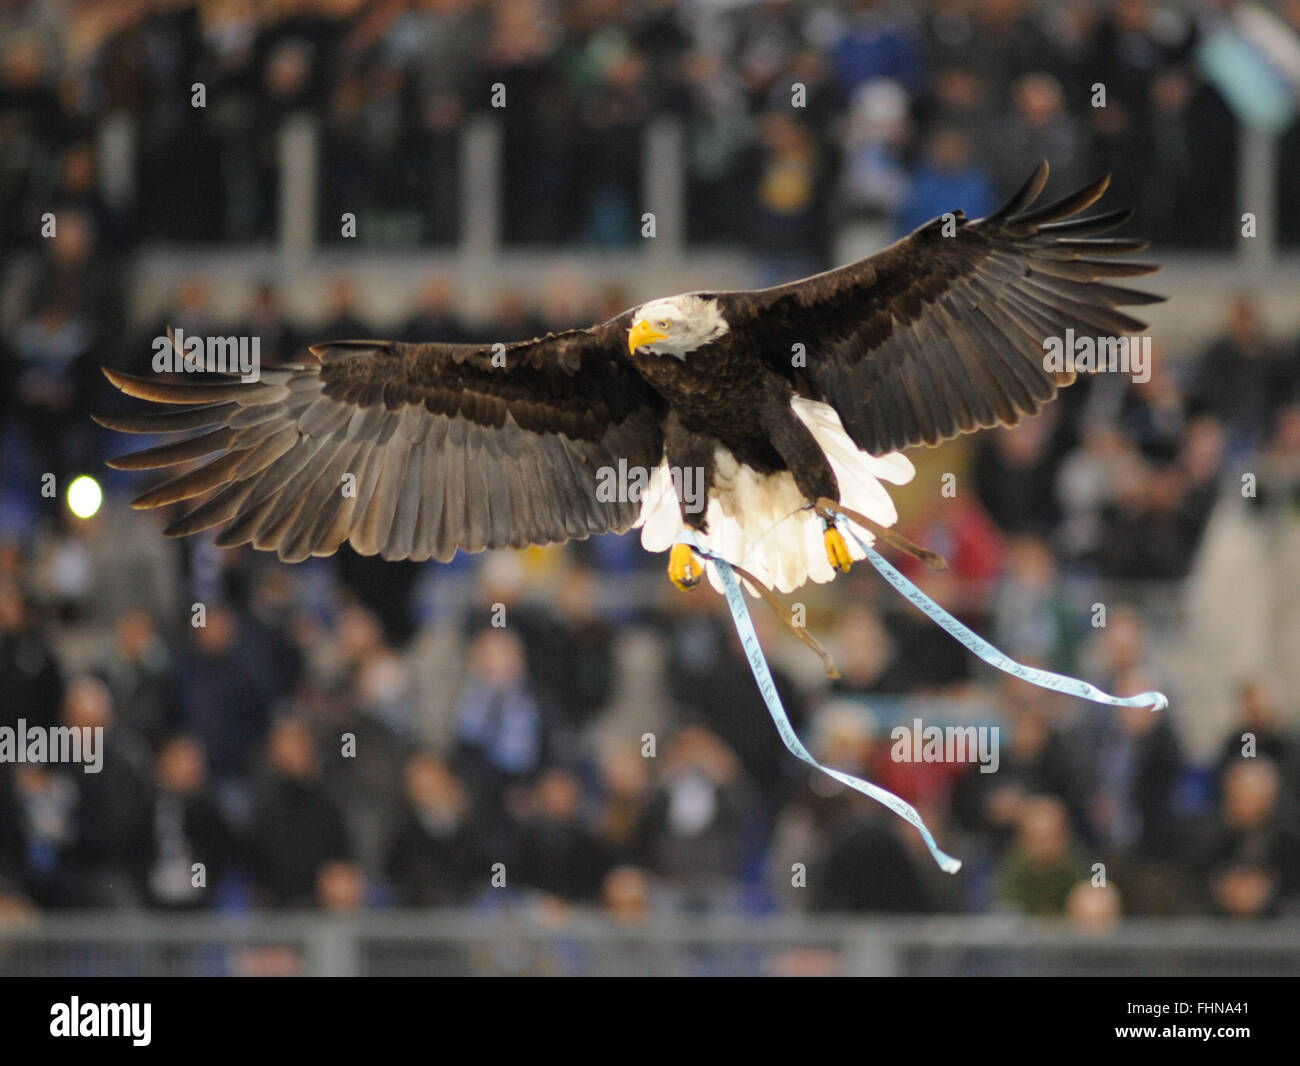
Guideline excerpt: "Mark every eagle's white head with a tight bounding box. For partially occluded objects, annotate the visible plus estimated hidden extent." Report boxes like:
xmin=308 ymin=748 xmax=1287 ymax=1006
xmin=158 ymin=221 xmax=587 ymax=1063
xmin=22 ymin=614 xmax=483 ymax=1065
xmin=628 ymin=295 xmax=729 ymax=359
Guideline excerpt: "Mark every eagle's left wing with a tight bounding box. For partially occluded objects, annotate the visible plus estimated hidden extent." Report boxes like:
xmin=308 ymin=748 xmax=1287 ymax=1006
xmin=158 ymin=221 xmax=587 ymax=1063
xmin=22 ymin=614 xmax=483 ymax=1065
xmin=96 ymin=323 xmax=666 ymax=563
xmin=727 ymin=161 xmax=1162 ymax=455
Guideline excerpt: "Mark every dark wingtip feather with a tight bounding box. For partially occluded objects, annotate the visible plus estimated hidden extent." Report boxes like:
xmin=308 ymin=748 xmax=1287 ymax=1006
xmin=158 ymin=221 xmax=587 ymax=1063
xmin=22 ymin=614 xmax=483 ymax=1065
xmin=92 ymin=403 xmax=236 ymax=434
xmin=1037 ymin=205 xmax=1132 ymax=236
xmin=99 ymin=367 xmax=258 ymax=404
xmin=106 ymin=427 xmax=233 ymax=470
xmin=984 ymin=160 xmax=1050 ymax=223
xmin=1009 ymin=173 xmax=1111 ymax=229
xmin=102 ymin=366 xmax=137 ymax=392
xmin=1056 ymin=237 xmax=1150 ymax=253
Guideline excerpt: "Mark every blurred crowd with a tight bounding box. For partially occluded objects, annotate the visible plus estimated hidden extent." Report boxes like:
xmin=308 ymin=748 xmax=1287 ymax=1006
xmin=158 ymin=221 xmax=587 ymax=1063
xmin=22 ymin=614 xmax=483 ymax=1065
xmin=3 ymin=0 xmax=1293 ymax=256
xmin=2 ymin=265 xmax=1299 ymax=925
xmin=2 ymin=0 xmax=1300 ymax=932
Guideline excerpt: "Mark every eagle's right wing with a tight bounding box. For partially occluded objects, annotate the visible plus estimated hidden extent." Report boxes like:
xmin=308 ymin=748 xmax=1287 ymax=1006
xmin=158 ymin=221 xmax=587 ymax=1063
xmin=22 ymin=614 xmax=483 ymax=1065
xmin=96 ymin=323 xmax=665 ymax=562
xmin=730 ymin=161 xmax=1163 ymax=455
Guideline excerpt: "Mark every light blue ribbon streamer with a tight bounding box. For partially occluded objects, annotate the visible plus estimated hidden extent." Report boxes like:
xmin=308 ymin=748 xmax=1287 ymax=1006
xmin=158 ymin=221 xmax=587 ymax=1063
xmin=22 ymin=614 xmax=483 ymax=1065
xmin=684 ymin=534 xmax=964 ymax=874
xmin=681 ymin=515 xmax=1169 ymax=876
xmin=833 ymin=516 xmax=1170 ymax=715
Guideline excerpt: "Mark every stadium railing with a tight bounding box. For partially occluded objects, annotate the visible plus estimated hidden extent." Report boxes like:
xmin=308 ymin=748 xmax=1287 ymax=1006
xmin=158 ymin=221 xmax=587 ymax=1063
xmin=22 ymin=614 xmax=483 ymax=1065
xmin=1 ymin=913 xmax=1296 ymax=977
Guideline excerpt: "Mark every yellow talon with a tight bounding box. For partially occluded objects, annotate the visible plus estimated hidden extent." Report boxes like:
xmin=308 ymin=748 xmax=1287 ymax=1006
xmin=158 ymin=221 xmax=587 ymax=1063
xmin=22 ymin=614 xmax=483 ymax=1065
xmin=824 ymin=526 xmax=854 ymax=574
xmin=668 ymin=543 xmax=703 ymax=590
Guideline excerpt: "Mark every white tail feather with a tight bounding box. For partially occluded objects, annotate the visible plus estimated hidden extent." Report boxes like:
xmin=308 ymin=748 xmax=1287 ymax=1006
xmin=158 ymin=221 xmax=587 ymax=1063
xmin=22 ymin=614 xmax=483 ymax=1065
xmin=636 ymin=398 xmax=915 ymax=593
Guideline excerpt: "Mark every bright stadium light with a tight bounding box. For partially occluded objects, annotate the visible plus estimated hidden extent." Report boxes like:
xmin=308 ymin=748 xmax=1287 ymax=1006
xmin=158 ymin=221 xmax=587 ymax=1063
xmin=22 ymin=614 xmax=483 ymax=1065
xmin=67 ymin=475 xmax=103 ymax=519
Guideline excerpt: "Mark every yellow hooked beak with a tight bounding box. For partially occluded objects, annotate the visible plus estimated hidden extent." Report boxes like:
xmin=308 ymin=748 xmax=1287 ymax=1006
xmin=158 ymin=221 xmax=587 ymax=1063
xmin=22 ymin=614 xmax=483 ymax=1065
xmin=628 ymin=318 xmax=668 ymax=354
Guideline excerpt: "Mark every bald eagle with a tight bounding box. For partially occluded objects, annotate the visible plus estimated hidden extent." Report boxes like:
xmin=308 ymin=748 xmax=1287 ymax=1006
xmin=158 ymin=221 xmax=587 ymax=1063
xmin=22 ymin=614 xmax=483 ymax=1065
xmin=99 ymin=163 xmax=1160 ymax=593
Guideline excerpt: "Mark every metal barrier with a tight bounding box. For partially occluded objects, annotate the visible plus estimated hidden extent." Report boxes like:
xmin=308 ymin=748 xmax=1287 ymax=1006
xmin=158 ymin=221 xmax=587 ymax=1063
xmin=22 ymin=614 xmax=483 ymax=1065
xmin=2 ymin=913 xmax=1297 ymax=977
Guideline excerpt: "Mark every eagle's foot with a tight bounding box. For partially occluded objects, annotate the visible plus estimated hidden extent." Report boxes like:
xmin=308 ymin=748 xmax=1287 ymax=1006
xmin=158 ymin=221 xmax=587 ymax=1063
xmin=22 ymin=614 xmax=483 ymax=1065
xmin=668 ymin=542 xmax=703 ymax=591
xmin=811 ymin=499 xmax=854 ymax=574
xmin=823 ymin=525 xmax=854 ymax=574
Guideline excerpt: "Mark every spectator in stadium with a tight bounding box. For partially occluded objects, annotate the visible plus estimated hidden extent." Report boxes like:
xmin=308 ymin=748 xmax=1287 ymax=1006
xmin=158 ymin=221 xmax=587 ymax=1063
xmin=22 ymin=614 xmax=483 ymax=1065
xmin=316 ymin=860 xmax=367 ymax=913
xmin=828 ymin=0 xmax=925 ymax=95
xmin=663 ymin=590 xmax=806 ymax=808
xmin=922 ymin=64 xmax=997 ymax=154
xmin=518 ymin=563 xmax=616 ymax=735
xmin=1192 ymin=296 xmax=1296 ymax=453
xmin=176 ymin=604 xmax=277 ymax=809
xmin=995 ymin=794 xmax=1084 ymax=916
xmin=6 ymin=763 xmax=78 ymax=909
xmin=248 ymin=718 xmax=352 ymax=909
xmin=951 ymin=689 xmax=1088 ymax=856
xmin=744 ymin=110 xmax=832 ymax=283
xmin=593 ymin=744 xmax=653 ymax=868
xmin=14 ymin=211 xmax=115 ymax=483
xmin=894 ymin=494 xmax=1003 ymax=688
xmin=452 ymin=626 xmax=549 ymax=805
xmin=1054 ymin=422 xmax=1145 ymax=565
xmin=836 ymin=78 xmax=911 ymax=226
xmin=827 ymin=602 xmax=912 ymax=696
xmin=94 ymin=608 xmax=180 ymax=752
xmin=1066 ymin=879 xmax=1123 ymax=933
xmin=809 ymin=808 xmax=937 ymax=914
xmin=515 ymin=767 xmax=609 ymax=902
xmin=62 ymin=676 xmax=154 ymax=908
xmin=535 ymin=269 xmax=595 ymax=335
xmin=991 ymin=72 xmax=1089 ymax=199
xmin=973 ymin=411 xmax=1065 ymax=538
xmin=1243 ymin=406 xmax=1300 ymax=699
xmin=956 ymin=0 xmax=1068 ymax=90
xmin=639 ymin=727 xmax=754 ymax=910
xmin=0 ymin=33 xmax=66 ymax=248
xmin=385 ymin=752 xmax=485 ymax=908
xmin=768 ymin=48 xmax=844 ymax=141
xmin=573 ymin=46 xmax=652 ymax=246
xmin=402 ymin=274 xmax=469 ymax=345
xmin=0 ymin=578 xmax=63 ymax=733
xmin=894 ymin=125 xmax=995 ymax=236
xmin=991 ymin=535 xmax=1078 ymax=674
xmin=1213 ymin=681 xmax=1296 ymax=807
xmin=1095 ymin=458 xmax=1214 ymax=581
xmin=1088 ymin=668 xmax=1186 ymax=868
xmin=141 ymin=736 xmax=236 ymax=911
xmin=235 ymin=284 xmax=301 ymax=365
xmin=316 ymin=278 xmax=375 ymax=340
xmin=1083 ymin=0 xmax=1196 ymax=211
xmin=1202 ymin=760 xmax=1300 ymax=918
xmin=303 ymin=606 xmax=415 ymax=878
xmin=239 ymin=566 xmax=306 ymax=704
xmin=680 ymin=46 xmax=752 ymax=245
xmin=473 ymin=287 xmax=546 ymax=344
xmin=481 ymin=0 xmax=573 ymax=245
xmin=602 ymin=864 xmax=653 ymax=925
xmin=771 ymin=702 xmax=936 ymax=914
xmin=1117 ymin=349 xmax=1187 ymax=466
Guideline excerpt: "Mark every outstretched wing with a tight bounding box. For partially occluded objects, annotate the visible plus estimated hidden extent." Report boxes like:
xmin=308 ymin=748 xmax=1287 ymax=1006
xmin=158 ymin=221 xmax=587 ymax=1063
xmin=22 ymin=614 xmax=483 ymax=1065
xmin=96 ymin=324 xmax=665 ymax=562
xmin=729 ymin=161 xmax=1162 ymax=455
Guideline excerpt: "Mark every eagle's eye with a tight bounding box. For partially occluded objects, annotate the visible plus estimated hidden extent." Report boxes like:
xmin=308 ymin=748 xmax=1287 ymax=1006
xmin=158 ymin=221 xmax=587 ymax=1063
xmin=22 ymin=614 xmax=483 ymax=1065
xmin=658 ymin=318 xmax=671 ymax=330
